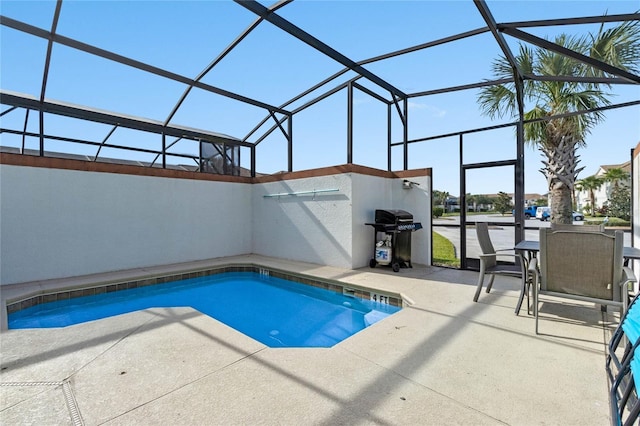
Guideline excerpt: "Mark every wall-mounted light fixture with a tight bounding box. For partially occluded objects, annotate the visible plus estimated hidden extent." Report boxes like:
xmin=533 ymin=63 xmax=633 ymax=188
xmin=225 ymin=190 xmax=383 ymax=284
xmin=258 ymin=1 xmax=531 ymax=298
xmin=403 ymin=179 xmax=420 ymax=190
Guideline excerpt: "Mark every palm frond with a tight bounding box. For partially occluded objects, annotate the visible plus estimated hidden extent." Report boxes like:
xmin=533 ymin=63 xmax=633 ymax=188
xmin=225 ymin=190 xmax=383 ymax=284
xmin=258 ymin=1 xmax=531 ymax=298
xmin=477 ymin=84 xmax=517 ymax=119
xmin=590 ymin=17 xmax=640 ymax=75
xmin=476 ymin=15 xmax=638 ymax=144
xmin=491 ymin=54 xmax=515 ymax=80
xmin=523 ymin=107 xmax=548 ymax=144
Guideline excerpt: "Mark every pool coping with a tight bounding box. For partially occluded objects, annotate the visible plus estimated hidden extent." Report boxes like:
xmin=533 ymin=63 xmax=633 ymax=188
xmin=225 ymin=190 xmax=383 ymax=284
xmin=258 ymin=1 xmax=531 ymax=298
xmin=1 ymin=260 xmax=407 ymax=330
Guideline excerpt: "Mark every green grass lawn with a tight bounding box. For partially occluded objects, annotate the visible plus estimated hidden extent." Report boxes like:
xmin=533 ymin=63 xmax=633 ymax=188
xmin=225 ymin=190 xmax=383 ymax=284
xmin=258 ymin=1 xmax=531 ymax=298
xmin=585 ymin=216 xmax=630 ymax=227
xmin=432 ymin=231 xmax=460 ymax=267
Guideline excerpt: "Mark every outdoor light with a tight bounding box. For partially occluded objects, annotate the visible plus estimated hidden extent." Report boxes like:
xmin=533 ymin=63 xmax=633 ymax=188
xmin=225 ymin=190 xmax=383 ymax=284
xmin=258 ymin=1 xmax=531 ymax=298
xmin=403 ymin=180 xmax=420 ymax=189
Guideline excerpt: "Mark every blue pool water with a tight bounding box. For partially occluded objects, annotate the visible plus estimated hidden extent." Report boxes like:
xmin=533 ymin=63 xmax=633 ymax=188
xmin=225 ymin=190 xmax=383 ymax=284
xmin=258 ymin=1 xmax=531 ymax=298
xmin=8 ymin=272 xmax=401 ymax=348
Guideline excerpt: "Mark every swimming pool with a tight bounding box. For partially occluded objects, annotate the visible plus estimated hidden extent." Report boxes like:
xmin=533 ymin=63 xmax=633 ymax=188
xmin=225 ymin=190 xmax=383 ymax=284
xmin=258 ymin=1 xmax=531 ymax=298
xmin=7 ymin=271 xmax=401 ymax=348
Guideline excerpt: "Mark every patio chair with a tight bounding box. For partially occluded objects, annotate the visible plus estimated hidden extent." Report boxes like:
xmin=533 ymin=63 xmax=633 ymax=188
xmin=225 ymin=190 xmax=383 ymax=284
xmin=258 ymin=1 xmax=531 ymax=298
xmin=473 ymin=222 xmax=525 ymax=307
xmin=529 ymin=228 xmax=635 ymax=334
xmin=607 ymin=293 xmax=640 ymax=426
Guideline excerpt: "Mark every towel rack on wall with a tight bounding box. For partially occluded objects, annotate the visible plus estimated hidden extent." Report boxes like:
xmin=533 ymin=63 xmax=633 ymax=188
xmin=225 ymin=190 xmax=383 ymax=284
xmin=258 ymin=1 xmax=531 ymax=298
xmin=263 ymin=188 xmax=339 ymax=198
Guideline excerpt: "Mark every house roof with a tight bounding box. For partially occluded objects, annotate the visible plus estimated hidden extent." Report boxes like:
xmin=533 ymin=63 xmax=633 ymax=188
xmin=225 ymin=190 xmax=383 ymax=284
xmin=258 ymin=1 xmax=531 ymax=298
xmin=599 ymin=160 xmax=631 ymax=173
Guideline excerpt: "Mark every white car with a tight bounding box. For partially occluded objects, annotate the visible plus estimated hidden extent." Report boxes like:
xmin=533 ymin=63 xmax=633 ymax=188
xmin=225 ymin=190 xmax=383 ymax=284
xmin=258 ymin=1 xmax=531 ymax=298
xmin=535 ymin=207 xmax=584 ymax=221
xmin=572 ymin=212 xmax=585 ymax=221
xmin=536 ymin=207 xmax=550 ymax=221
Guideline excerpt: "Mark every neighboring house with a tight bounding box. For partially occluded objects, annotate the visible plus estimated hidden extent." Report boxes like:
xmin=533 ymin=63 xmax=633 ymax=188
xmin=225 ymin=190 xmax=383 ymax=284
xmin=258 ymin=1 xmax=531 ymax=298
xmin=512 ymin=193 xmax=547 ymax=207
xmin=575 ymin=160 xmax=631 ymax=211
xmin=444 ymin=196 xmax=459 ymax=212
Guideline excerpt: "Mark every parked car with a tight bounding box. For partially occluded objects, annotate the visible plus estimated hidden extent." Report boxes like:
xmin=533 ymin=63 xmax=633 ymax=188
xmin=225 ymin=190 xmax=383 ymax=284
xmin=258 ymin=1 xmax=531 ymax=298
xmin=536 ymin=207 xmax=550 ymax=221
xmin=512 ymin=206 xmax=538 ymax=219
xmin=536 ymin=207 xmax=585 ymax=221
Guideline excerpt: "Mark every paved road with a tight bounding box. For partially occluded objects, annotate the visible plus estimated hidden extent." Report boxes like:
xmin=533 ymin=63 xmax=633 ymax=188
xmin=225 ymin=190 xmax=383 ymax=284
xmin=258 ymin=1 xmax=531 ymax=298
xmin=433 ymin=214 xmax=630 ymax=260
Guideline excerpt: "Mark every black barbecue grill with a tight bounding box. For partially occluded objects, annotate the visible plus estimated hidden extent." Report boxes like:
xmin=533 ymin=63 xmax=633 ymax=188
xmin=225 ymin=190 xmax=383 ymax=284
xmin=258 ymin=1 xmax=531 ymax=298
xmin=365 ymin=209 xmax=422 ymax=272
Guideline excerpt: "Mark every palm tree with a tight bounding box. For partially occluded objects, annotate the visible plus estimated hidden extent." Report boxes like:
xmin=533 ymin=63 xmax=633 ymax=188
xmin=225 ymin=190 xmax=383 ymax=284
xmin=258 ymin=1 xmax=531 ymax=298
xmin=477 ymin=19 xmax=640 ymax=224
xmin=603 ymin=167 xmax=628 ymax=191
xmin=576 ymin=175 xmax=604 ymax=217
xmin=433 ymin=190 xmax=450 ymax=209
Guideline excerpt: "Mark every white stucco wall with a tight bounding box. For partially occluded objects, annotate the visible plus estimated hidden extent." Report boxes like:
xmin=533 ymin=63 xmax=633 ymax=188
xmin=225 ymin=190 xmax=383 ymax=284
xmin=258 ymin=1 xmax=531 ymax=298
xmin=1 ymin=162 xmax=432 ymax=285
xmin=251 ymin=174 xmax=354 ymax=269
xmin=0 ymin=165 xmax=252 ymax=285
xmin=351 ymin=174 xmax=393 ymax=268
xmin=351 ymin=174 xmax=432 ymax=268
xmin=390 ymin=176 xmax=432 ymax=266
xmin=252 ymin=171 xmax=432 ymax=270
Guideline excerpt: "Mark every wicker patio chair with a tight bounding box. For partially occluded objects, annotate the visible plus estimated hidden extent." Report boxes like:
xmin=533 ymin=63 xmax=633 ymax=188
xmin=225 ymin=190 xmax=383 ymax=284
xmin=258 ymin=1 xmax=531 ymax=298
xmin=529 ymin=228 xmax=635 ymax=334
xmin=473 ymin=222 xmax=525 ymax=305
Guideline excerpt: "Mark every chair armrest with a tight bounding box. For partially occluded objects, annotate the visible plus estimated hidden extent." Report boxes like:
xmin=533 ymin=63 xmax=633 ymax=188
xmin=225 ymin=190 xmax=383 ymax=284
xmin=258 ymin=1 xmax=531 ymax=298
xmin=495 ymin=253 xmax=520 ymax=260
xmin=620 ymin=266 xmax=638 ymax=291
xmin=496 ymin=248 xmax=516 ymax=254
xmin=617 ymin=267 xmax=637 ymax=312
xmin=478 ymin=253 xmax=521 ymax=264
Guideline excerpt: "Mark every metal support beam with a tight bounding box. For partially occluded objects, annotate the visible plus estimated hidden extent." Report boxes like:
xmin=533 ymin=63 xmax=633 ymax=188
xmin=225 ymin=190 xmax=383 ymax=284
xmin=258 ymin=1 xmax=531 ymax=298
xmin=1 ymin=91 xmax=250 ymax=147
xmin=268 ymin=111 xmax=289 ymax=141
xmin=248 ymin=80 xmax=347 ymax=145
xmin=409 ymin=78 xmax=514 ymax=98
xmin=0 ymin=106 xmax=18 ymax=117
xmin=474 ymin=0 xmax=524 ymax=84
xmin=1 ymin=127 xmax=198 ymax=160
xmin=347 ymin=82 xmax=353 ymax=164
xmin=40 ymin=0 xmax=62 ymax=103
xmin=243 ymin=78 xmax=350 ymax=143
xmin=502 ymin=27 xmax=640 ymax=84
xmin=514 ymin=74 xmax=526 ymax=243
xmin=287 ymin=115 xmax=293 ymax=172
xmin=233 ymin=0 xmax=406 ymax=99
xmin=459 ymin=134 xmax=466 ymax=270
xmin=164 ymin=0 xmax=293 ymax=127
xmin=351 ymin=82 xmax=391 ymax=104
xmin=523 ymin=74 xmax=635 ymax=85
xmin=403 ymin=98 xmax=408 ymax=170
xmin=387 ymin=103 xmax=392 ymax=171
xmin=21 ymin=108 xmax=29 ymax=154
xmin=162 ymin=133 xmax=167 ymax=169
xmin=150 ymin=136 xmax=180 ymax=167
xmin=251 ymin=144 xmax=256 ymax=177
xmin=499 ymin=13 xmax=640 ymax=29
xmin=0 ymin=15 xmax=288 ymax=115
xmin=93 ymin=125 xmax=118 ymax=161
xmin=38 ymin=109 xmax=44 ymax=156
xmin=245 ymin=28 xmax=490 ymax=146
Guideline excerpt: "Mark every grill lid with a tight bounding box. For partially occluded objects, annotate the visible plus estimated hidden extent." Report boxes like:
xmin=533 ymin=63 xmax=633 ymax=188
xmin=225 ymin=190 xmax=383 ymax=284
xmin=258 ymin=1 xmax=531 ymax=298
xmin=374 ymin=209 xmax=413 ymax=224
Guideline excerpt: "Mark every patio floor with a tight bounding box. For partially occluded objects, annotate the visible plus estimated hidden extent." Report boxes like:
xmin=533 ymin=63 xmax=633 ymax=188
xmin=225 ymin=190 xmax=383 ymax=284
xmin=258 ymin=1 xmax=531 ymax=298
xmin=0 ymin=254 xmax=619 ymax=425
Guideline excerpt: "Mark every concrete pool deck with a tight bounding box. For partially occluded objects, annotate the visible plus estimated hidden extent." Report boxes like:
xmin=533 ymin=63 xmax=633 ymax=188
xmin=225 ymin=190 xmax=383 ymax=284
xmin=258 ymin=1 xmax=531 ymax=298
xmin=1 ymin=254 xmax=619 ymax=425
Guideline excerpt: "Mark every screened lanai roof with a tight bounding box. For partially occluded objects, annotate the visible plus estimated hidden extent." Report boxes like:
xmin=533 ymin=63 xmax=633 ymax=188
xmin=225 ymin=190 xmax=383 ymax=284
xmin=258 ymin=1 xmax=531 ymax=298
xmin=1 ymin=0 xmax=639 ymax=177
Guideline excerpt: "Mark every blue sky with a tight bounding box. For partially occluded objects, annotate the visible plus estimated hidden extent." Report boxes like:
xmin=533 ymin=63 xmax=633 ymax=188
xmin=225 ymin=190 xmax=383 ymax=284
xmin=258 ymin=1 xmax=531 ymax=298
xmin=1 ymin=0 xmax=638 ymax=196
